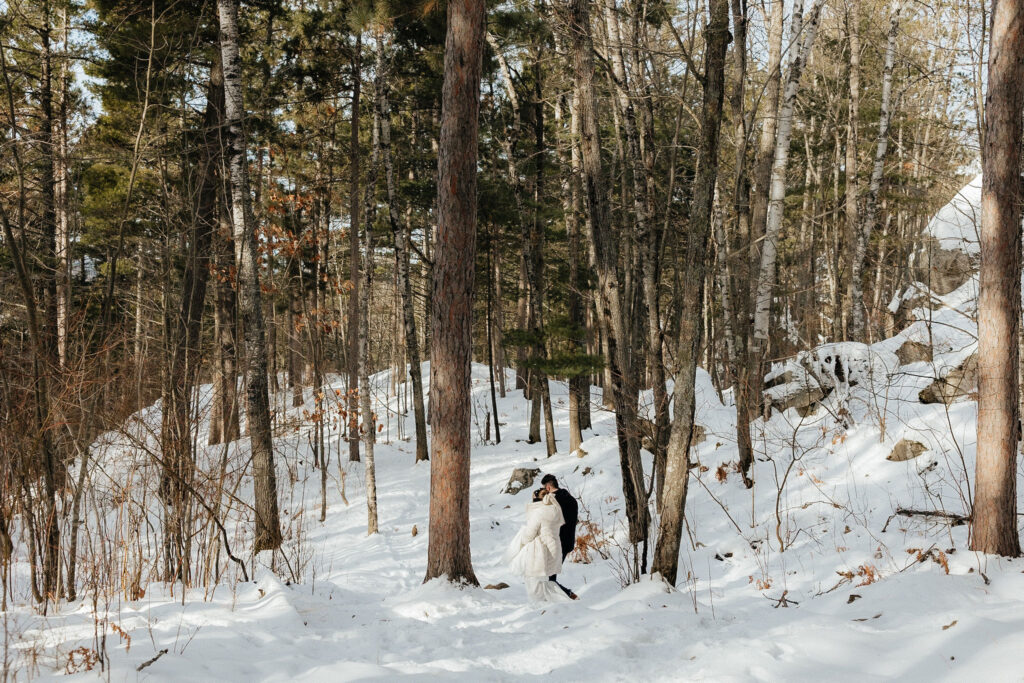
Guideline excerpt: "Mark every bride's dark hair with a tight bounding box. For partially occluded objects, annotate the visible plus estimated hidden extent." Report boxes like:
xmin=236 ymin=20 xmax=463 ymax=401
xmin=532 ymin=488 xmax=545 ymax=502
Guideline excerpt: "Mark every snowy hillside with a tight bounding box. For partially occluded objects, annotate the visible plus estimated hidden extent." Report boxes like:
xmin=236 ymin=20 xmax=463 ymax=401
xmin=7 ymin=177 xmax=1024 ymax=681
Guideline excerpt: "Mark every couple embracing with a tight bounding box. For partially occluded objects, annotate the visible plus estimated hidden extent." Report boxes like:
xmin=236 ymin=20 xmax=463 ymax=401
xmin=504 ymin=474 xmax=580 ymax=603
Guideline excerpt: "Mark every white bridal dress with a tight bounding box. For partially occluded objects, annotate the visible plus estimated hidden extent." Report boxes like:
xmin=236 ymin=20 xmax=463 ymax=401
xmin=504 ymin=494 xmax=572 ymax=603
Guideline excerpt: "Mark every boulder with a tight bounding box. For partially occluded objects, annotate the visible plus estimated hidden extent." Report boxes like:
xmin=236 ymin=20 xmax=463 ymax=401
xmin=768 ymin=385 xmax=825 ymax=416
xmin=895 ymin=340 xmax=932 ymax=365
xmin=503 ymin=467 xmax=540 ymax=495
xmin=912 ymin=236 xmax=975 ymax=296
xmin=886 ymin=439 xmax=929 ymax=462
xmin=919 ymin=353 xmax=978 ymax=405
xmin=799 ymin=343 xmax=898 ymax=391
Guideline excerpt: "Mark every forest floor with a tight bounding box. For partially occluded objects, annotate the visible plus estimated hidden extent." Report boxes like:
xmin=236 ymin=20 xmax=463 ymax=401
xmin=7 ymin=332 xmax=1024 ymax=681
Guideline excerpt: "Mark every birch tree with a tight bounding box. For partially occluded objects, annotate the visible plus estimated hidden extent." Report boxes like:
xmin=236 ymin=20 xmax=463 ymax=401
xmin=848 ymin=1 xmax=901 ymax=341
xmin=751 ymin=0 xmax=824 ymax=356
xmin=217 ymin=0 xmax=282 ymax=553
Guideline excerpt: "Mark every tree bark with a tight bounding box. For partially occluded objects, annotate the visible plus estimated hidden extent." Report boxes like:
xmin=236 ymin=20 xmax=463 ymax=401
xmin=566 ymin=0 xmax=649 ymax=548
xmin=751 ymin=0 xmax=823 ymax=354
xmin=557 ymin=92 xmax=585 ymax=454
xmin=361 ymin=34 xmax=384 ymax=535
xmin=735 ymin=0 xmax=783 ymax=482
xmin=423 ymin=0 xmax=485 ymax=585
xmin=159 ymin=60 xmax=222 ymax=581
xmin=652 ymin=0 xmax=731 ymax=586
xmin=208 ymin=194 xmax=241 ymax=445
xmin=348 ymin=34 xmax=363 ymax=463
xmin=217 ymin=0 xmax=282 ymax=553
xmin=379 ymin=39 xmax=428 ymax=464
xmin=971 ymin=0 xmax=1023 ymax=558
xmin=842 ymin=0 xmax=862 ymax=341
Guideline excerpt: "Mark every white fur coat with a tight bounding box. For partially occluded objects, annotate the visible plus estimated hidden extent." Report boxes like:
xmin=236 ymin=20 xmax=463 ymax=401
xmin=504 ymin=495 xmax=566 ymax=578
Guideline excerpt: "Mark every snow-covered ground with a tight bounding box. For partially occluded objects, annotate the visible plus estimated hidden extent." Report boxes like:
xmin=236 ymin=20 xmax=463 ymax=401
xmin=6 ymin=177 xmax=1024 ymax=681
xmin=6 ymin=350 xmax=1024 ymax=681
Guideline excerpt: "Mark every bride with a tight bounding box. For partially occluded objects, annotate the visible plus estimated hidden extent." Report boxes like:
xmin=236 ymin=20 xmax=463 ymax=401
xmin=504 ymin=488 xmax=573 ymax=603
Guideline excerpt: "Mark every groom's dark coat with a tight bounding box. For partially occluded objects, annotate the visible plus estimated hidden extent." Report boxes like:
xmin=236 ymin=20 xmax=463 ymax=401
xmin=552 ymin=488 xmax=579 ymax=559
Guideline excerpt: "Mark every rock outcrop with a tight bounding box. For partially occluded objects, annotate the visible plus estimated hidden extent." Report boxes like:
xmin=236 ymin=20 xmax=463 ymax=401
xmin=503 ymin=467 xmax=540 ymax=495
xmin=919 ymin=353 xmax=978 ymax=405
xmin=886 ymin=439 xmax=928 ymax=462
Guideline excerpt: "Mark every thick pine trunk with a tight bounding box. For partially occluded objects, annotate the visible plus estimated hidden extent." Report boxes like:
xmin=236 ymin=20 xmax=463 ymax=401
xmin=651 ymin=0 xmax=731 ymax=586
xmin=971 ymin=0 xmax=1023 ymax=558
xmin=217 ymin=0 xmax=282 ymax=553
xmin=423 ymin=0 xmax=485 ymax=586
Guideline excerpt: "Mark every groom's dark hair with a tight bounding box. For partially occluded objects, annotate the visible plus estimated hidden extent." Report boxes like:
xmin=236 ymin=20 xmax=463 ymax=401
xmin=541 ymin=474 xmax=558 ymax=488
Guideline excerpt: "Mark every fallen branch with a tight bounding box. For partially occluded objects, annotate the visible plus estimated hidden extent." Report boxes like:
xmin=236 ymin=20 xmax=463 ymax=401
xmin=137 ymin=649 xmax=168 ymax=672
xmin=882 ymin=507 xmax=969 ymax=532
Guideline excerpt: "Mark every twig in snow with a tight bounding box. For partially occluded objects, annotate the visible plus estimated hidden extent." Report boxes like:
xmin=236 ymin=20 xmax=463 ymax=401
xmin=136 ymin=649 xmax=168 ymax=672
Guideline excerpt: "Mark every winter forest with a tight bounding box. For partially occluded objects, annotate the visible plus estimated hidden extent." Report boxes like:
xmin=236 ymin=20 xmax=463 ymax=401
xmin=2 ymin=0 xmax=1023 ymax=677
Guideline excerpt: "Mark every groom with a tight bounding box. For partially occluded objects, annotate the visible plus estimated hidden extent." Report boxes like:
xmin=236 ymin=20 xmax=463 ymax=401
xmin=542 ymin=474 xmax=579 ymax=600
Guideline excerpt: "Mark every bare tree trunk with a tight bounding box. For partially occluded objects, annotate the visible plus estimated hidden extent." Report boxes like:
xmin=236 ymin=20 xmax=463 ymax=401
xmin=842 ymin=0 xmax=862 ymax=341
xmin=348 ymin=34 xmax=362 ymax=463
xmin=360 ymin=34 xmax=384 ymax=535
xmin=849 ymin=1 xmax=901 ymax=341
xmin=556 ymin=92 xmax=585 ymax=454
xmin=159 ymin=61 xmax=222 ymax=583
xmin=566 ymin=0 xmax=649 ymax=549
xmin=54 ymin=4 xmax=70 ymax=369
xmin=652 ymin=0 xmax=731 ymax=587
xmin=37 ymin=10 xmax=63 ymax=601
xmin=217 ymin=0 xmax=282 ymax=553
xmin=288 ymin=209 xmax=304 ymax=408
xmin=751 ymin=0 xmax=823 ymax=353
xmin=971 ymin=0 xmax=1023 ymax=558
xmin=486 ymin=233 xmax=502 ymax=444
xmin=208 ymin=196 xmax=241 ymax=445
xmin=531 ymin=64 xmax=557 ymax=458
xmin=379 ymin=39 xmax=428 ymax=464
xmin=489 ymin=31 xmax=543 ymax=436
xmin=493 ymin=253 xmax=507 ymax=398
xmin=570 ymin=97 xmax=593 ymax=430
xmin=748 ymin=0 xmax=785 ymax=249
xmin=607 ymin=0 xmax=668 ymax=487
xmin=423 ymin=0 xmax=485 ymax=586
xmin=735 ymin=0 xmax=784 ymax=483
